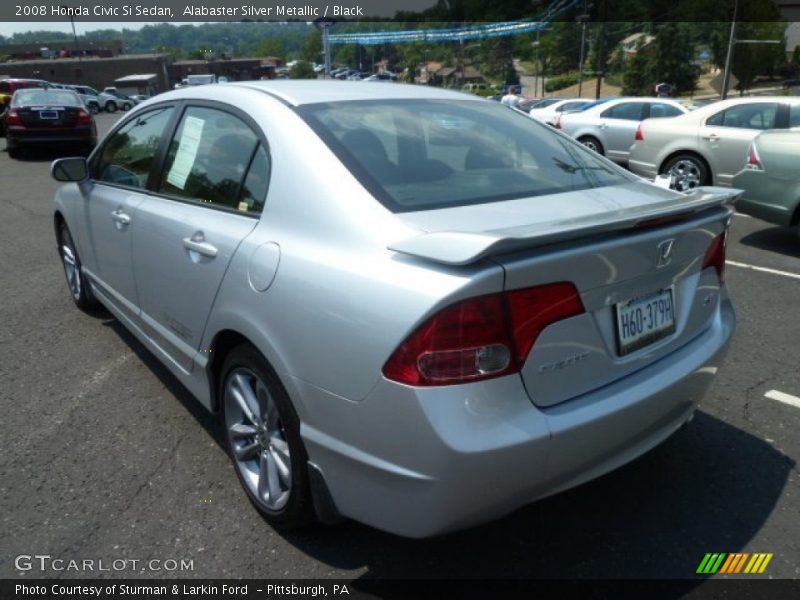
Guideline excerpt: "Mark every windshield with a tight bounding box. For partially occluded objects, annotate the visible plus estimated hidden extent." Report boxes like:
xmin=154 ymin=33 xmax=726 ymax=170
xmin=299 ymin=99 xmax=630 ymax=213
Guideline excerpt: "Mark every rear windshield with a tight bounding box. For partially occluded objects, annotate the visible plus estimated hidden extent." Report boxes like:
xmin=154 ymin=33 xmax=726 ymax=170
xmin=299 ymin=99 xmax=630 ymax=212
xmin=13 ymin=89 xmax=81 ymax=107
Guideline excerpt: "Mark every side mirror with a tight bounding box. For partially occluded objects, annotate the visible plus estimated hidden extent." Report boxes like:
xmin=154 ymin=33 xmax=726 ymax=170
xmin=51 ymin=157 xmax=89 ymax=182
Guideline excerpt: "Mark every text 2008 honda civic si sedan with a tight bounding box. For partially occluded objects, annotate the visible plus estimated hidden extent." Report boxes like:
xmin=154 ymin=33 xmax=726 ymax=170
xmin=51 ymin=81 xmax=736 ymax=537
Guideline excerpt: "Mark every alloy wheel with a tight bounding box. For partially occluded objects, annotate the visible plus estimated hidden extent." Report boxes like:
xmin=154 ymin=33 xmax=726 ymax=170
xmin=224 ymin=368 xmax=292 ymax=511
xmin=61 ymin=228 xmax=82 ymax=300
xmin=667 ymin=158 xmax=703 ymax=192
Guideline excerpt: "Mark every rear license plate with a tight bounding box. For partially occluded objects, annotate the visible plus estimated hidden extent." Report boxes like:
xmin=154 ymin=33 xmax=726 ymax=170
xmin=39 ymin=111 xmax=58 ymax=119
xmin=615 ymin=288 xmax=676 ymax=356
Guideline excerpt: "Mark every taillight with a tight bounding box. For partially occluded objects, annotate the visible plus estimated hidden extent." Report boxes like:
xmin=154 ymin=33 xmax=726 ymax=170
xmin=77 ymin=109 xmax=92 ymax=125
xmin=382 ymin=282 xmax=585 ymax=386
xmin=635 ymin=123 xmax=644 ymax=141
xmin=745 ymin=143 xmax=763 ymax=171
xmin=702 ymin=231 xmax=727 ymax=284
xmin=5 ymin=109 xmax=21 ymax=126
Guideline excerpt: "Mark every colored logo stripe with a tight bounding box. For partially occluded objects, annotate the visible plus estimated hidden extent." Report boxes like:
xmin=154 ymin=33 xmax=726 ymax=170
xmin=698 ymin=553 xmax=773 ymax=575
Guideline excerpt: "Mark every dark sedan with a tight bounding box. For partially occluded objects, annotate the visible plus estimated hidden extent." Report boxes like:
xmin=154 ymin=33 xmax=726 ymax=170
xmin=5 ymin=88 xmax=97 ymax=158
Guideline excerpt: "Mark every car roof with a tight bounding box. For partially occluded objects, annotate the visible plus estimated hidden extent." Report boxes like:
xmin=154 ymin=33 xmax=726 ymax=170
xmin=226 ymin=80 xmax=481 ymax=106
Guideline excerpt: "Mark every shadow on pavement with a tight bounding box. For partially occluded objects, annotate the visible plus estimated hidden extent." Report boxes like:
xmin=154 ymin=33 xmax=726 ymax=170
xmin=3 ymin=144 xmax=91 ymax=163
xmin=739 ymin=226 xmax=800 ymax=259
xmin=278 ymin=411 xmax=792 ymax=584
xmin=100 ymin=318 xmax=793 ymax=587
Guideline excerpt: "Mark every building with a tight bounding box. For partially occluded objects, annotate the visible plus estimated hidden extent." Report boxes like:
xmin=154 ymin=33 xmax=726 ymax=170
xmin=0 ymin=54 xmax=173 ymax=92
xmin=168 ymin=57 xmax=282 ymax=87
xmin=0 ymin=40 xmax=123 ymax=60
xmin=620 ymin=33 xmax=656 ymax=58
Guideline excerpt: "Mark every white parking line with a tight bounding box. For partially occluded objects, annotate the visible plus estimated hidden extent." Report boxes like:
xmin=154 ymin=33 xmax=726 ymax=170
xmin=764 ymin=390 xmax=800 ymax=409
xmin=726 ymin=260 xmax=800 ymax=281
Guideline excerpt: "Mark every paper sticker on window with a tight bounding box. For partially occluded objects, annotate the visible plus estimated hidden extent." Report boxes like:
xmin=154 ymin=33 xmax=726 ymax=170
xmin=166 ymin=116 xmax=205 ymax=190
xmin=238 ymin=201 xmax=249 ymax=212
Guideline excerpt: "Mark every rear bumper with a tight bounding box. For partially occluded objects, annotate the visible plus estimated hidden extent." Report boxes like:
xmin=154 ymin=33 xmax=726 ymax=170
xmin=629 ymin=158 xmax=659 ymax=180
xmin=6 ymin=126 xmax=96 ymax=148
xmin=300 ymin=292 xmax=736 ymax=537
xmin=732 ymin=171 xmax=798 ymax=227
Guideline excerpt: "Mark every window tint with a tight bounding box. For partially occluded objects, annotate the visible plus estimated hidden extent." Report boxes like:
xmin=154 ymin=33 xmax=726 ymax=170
xmin=557 ymin=101 xmax=589 ymax=113
xmin=238 ymin=144 xmax=270 ymax=213
xmin=706 ymin=103 xmax=779 ymax=129
xmin=159 ymin=106 xmax=260 ymax=211
xmin=94 ymin=106 xmax=174 ymax=188
xmin=649 ymin=103 xmax=683 ymax=118
xmin=601 ymin=102 xmax=646 ymax=120
xmin=299 ymin=99 xmax=629 ymax=213
xmin=789 ymin=104 xmax=800 ymax=128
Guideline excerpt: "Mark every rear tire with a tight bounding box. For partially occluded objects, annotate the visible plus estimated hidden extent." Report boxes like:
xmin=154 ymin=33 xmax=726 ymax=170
xmin=87 ymin=103 xmax=99 ymax=115
xmin=661 ymin=154 xmax=710 ymax=192
xmin=7 ymin=145 xmax=20 ymax=159
xmin=578 ymin=135 xmax=604 ymax=155
xmin=220 ymin=345 xmax=314 ymax=530
xmin=104 ymin=100 xmax=117 ymax=113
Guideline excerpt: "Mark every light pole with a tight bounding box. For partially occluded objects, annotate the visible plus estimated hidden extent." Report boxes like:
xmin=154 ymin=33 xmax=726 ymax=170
xmin=721 ymin=0 xmax=739 ymax=100
xmin=577 ymin=12 xmax=590 ymax=97
xmin=61 ymin=5 xmax=81 ymax=62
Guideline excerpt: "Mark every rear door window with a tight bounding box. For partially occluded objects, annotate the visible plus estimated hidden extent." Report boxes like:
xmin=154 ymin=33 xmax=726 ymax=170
xmin=158 ymin=106 xmax=262 ymax=212
xmin=601 ymin=102 xmax=647 ymax=120
xmin=789 ymin=104 xmax=800 ymax=128
xmin=648 ymin=103 xmax=684 ymax=118
xmin=706 ymin=103 xmax=779 ymax=129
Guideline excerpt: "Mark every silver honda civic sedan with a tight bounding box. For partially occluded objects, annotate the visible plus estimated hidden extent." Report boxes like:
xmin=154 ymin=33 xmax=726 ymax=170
xmin=51 ymin=81 xmax=737 ymax=538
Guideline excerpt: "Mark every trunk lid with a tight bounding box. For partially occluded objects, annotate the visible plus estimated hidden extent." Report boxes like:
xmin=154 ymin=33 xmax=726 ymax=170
xmin=18 ymin=105 xmax=80 ymax=128
xmin=390 ymin=182 xmax=738 ymax=408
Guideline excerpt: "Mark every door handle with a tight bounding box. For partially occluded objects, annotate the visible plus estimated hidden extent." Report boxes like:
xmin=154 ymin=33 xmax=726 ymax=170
xmin=110 ymin=210 xmax=131 ymax=226
xmin=183 ymin=236 xmax=218 ymax=258
xmin=702 ymin=133 xmax=719 ymax=141
xmin=599 ymin=122 xmax=608 ymax=129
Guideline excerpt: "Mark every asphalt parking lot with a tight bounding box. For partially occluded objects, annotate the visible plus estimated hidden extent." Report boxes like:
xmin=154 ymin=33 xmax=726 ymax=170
xmin=0 ymin=112 xmax=798 ymax=582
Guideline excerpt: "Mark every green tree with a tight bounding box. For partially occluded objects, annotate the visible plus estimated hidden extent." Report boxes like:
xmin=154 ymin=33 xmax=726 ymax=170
xmin=302 ymin=30 xmax=323 ymax=64
xmin=621 ymin=49 xmax=650 ymax=95
xmin=648 ymin=23 xmax=698 ymax=95
xmin=289 ymin=61 xmax=317 ymax=79
xmin=255 ymin=38 xmax=285 ymax=59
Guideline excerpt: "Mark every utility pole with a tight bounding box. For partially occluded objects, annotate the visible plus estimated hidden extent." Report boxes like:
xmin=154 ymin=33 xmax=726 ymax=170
xmin=577 ymin=1 xmax=589 ymax=97
xmin=721 ymin=0 xmax=739 ymax=100
xmin=61 ymin=5 xmax=81 ymax=62
xmin=314 ymin=18 xmax=334 ymax=78
xmin=594 ymin=0 xmax=607 ymax=99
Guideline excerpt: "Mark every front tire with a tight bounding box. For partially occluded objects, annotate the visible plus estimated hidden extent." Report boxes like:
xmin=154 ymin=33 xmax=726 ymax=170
xmin=58 ymin=221 xmax=97 ymax=310
xmin=104 ymin=100 xmax=117 ymax=113
xmin=661 ymin=154 xmax=709 ymax=192
xmin=220 ymin=345 xmax=313 ymax=529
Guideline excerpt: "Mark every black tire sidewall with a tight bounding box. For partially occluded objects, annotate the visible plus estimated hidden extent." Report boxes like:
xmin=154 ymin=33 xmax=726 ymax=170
xmin=579 ymin=136 xmax=604 ymax=155
xmin=219 ymin=345 xmax=312 ymax=528
xmin=58 ymin=222 xmax=95 ymax=310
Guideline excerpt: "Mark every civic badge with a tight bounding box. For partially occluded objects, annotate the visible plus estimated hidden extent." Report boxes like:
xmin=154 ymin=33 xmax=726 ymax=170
xmin=656 ymin=239 xmax=675 ymax=269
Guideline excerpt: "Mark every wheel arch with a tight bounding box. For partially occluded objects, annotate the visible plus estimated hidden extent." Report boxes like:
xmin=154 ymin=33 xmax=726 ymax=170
xmin=658 ymin=149 xmax=712 ymax=183
xmin=206 ymin=329 xmax=256 ymax=413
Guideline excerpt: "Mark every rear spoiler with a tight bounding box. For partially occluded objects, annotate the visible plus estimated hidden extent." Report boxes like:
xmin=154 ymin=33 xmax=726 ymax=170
xmin=388 ymin=187 xmax=740 ymax=266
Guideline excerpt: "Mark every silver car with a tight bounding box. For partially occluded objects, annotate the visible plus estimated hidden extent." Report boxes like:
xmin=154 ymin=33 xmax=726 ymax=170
xmin=557 ymin=97 xmax=689 ymax=164
xmin=629 ymin=97 xmax=800 ymax=191
xmin=51 ymin=81 xmax=737 ymax=537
